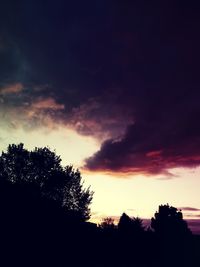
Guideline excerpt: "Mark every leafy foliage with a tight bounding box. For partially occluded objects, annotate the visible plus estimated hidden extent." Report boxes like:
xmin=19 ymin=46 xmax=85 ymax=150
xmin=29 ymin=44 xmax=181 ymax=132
xmin=0 ymin=143 xmax=93 ymax=220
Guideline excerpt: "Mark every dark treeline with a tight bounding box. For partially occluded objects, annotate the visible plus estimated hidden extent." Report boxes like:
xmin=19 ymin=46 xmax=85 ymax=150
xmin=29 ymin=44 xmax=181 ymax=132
xmin=0 ymin=144 xmax=199 ymax=267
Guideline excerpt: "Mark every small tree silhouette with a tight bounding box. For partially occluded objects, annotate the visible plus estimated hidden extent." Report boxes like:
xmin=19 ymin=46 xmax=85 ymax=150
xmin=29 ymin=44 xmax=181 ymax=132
xmin=118 ymin=213 xmax=133 ymax=231
xmin=132 ymin=217 xmax=145 ymax=233
xmin=118 ymin=213 xmax=145 ymax=235
xmin=0 ymin=143 xmax=93 ymax=220
xmin=99 ymin=217 xmax=115 ymax=230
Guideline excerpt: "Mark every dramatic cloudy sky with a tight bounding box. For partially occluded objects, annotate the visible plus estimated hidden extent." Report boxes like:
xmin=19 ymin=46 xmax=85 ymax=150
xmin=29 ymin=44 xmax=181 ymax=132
xmin=1 ymin=0 xmax=200 ymax=231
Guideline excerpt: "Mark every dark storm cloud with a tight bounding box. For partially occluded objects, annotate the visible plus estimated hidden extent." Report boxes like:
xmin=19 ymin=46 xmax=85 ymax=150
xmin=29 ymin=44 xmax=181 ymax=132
xmin=1 ymin=1 xmax=200 ymax=174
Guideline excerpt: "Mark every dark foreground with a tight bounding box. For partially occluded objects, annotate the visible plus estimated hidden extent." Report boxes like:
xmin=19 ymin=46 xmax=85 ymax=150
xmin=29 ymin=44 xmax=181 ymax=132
xmin=0 ymin=180 xmax=199 ymax=267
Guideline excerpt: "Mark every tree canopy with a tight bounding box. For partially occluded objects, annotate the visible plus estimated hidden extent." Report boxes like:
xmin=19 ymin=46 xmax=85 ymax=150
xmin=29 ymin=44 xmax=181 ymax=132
xmin=0 ymin=143 xmax=93 ymax=220
xmin=151 ymin=204 xmax=191 ymax=237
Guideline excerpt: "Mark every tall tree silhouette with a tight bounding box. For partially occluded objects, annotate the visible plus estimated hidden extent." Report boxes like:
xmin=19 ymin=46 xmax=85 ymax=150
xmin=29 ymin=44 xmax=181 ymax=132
xmin=151 ymin=206 xmax=193 ymax=266
xmin=0 ymin=143 xmax=93 ymax=220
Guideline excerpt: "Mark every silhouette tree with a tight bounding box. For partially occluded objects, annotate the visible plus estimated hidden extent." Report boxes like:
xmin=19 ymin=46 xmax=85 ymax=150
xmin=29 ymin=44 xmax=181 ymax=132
xmin=118 ymin=213 xmax=144 ymax=234
xmin=151 ymin=205 xmax=193 ymax=266
xmin=0 ymin=143 xmax=93 ymax=220
xmin=117 ymin=213 xmax=145 ymax=265
xmin=132 ymin=217 xmax=145 ymax=233
xmin=99 ymin=217 xmax=115 ymax=230
xmin=118 ymin=213 xmax=133 ymax=231
xmin=151 ymin=204 xmax=191 ymax=237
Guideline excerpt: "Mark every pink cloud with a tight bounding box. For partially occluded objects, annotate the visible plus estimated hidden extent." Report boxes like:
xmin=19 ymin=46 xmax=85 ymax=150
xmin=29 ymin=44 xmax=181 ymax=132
xmin=0 ymin=83 xmax=24 ymax=95
xmin=31 ymin=97 xmax=65 ymax=110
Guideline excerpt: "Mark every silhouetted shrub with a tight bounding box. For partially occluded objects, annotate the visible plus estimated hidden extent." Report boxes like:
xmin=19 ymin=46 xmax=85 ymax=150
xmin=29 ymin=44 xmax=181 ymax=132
xmin=99 ymin=217 xmax=115 ymax=230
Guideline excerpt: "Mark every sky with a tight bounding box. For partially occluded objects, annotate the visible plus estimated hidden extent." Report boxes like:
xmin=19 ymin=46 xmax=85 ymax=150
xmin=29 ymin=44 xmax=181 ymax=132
xmin=1 ymin=0 xmax=200 ymax=232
